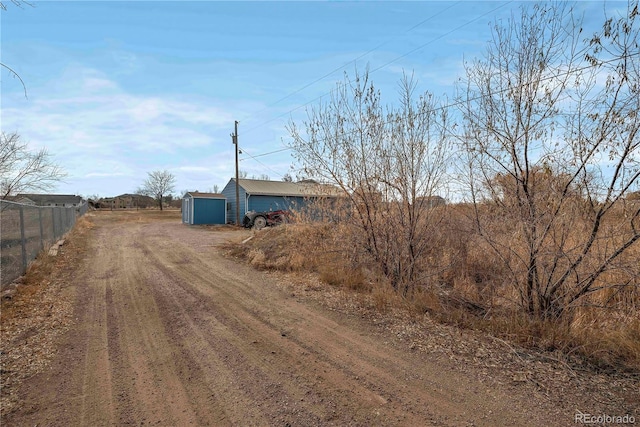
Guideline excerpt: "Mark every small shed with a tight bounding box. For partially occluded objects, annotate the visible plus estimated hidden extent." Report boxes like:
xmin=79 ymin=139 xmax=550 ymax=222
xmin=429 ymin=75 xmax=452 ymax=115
xmin=182 ymin=192 xmax=226 ymax=225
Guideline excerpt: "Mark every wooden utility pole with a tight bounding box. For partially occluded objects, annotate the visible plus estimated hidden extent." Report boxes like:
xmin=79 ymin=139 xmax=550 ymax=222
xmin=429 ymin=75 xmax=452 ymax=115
xmin=232 ymin=121 xmax=240 ymax=225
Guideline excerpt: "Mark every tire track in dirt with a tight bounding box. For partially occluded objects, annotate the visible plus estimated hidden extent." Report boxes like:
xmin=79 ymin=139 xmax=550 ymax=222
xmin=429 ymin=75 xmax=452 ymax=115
xmin=3 ymin=213 xmax=569 ymax=426
xmin=76 ymin=238 xmax=116 ymax=427
xmin=133 ymin=221 xmax=539 ymax=426
xmin=103 ymin=229 xmax=201 ymax=426
xmin=141 ymin=243 xmax=426 ymax=425
xmin=136 ymin=235 xmax=326 ymax=425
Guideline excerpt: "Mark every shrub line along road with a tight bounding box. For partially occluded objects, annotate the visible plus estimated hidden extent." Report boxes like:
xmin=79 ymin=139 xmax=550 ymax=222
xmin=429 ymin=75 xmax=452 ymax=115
xmin=1 ymin=211 xmax=614 ymax=426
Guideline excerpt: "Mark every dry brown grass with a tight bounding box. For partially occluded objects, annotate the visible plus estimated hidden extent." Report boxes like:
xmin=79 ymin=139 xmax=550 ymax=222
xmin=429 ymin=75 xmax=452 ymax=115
xmin=92 ymin=209 xmax=181 ymax=223
xmin=1 ymin=214 xmax=96 ymax=415
xmin=228 ymin=204 xmax=640 ymax=372
xmin=318 ymin=262 xmax=369 ymax=291
xmin=1 ymin=215 xmax=94 ymax=322
xmin=433 ymin=203 xmax=640 ymax=371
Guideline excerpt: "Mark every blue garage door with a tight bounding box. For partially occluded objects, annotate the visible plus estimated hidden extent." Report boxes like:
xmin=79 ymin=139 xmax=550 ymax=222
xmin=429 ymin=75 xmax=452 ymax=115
xmin=193 ymin=198 xmax=226 ymax=225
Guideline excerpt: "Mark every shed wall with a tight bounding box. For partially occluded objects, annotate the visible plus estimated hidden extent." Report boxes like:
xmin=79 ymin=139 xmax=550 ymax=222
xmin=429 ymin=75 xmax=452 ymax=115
xmin=247 ymin=195 xmax=305 ymax=213
xmin=221 ymin=180 xmax=248 ymax=224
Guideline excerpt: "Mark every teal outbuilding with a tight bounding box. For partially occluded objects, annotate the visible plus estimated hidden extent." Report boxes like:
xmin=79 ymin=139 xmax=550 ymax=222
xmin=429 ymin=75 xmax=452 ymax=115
xmin=182 ymin=192 xmax=226 ymax=225
xmin=221 ymin=178 xmax=343 ymax=225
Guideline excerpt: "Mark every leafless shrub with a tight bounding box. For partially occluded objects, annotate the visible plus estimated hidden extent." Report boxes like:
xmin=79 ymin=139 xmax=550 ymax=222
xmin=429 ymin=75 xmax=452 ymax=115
xmin=238 ymin=1 xmax=640 ymax=370
xmin=458 ymin=1 xmax=640 ymax=321
xmin=288 ymin=70 xmax=451 ymax=295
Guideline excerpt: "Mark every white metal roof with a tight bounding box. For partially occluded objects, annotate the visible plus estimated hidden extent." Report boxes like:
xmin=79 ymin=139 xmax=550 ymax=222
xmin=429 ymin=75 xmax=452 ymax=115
xmin=186 ymin=192 xmax=225 ymax=199
xmin=16 ymin=193 xmax=83 ymax=205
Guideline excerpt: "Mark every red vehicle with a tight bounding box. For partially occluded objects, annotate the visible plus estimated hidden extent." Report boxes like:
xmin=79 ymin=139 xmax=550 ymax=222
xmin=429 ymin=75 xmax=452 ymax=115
xmin=242 ymin=209 xmax=291 ymax=230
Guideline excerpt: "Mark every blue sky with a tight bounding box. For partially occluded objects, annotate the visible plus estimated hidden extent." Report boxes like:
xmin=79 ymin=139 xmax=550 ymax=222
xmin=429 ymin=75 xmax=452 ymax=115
xmin=1 ymin=1 xmax=614 ymax=198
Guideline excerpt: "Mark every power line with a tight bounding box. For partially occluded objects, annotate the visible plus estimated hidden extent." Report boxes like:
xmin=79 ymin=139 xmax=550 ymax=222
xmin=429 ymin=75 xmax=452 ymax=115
xmin=238 ymin=146 xmax=291 ymax=161
xmin=240 ymin=1 xmax=513 ymax=136
xmin=239 ymin=2 xmax=462 ymax=126
xmin=238 ymin=146 xmax=287 ymax=179
xmin=242 ymin=51 xmax=640 ymax=159
xmin=369 ymin=1 xmax=513 ymax=74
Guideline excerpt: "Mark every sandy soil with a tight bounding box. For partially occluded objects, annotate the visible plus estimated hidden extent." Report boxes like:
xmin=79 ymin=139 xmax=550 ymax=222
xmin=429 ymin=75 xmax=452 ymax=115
xmin=1 ymin=211 xmax=637 ymax=426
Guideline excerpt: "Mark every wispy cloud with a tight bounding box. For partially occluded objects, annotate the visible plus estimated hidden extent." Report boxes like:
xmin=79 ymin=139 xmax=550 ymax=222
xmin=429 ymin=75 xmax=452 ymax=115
xmin=3 ymin=65 xmax=239 ymax=195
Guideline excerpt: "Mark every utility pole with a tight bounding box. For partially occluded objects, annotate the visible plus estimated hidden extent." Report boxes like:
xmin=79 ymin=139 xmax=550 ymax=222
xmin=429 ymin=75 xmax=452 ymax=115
xmin=232 ymin=121 xmax=240 ymax=225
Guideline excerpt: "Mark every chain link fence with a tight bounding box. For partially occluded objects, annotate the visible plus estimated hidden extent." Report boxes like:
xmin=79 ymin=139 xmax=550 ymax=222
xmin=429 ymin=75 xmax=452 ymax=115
xmin=1 ymin=200 xmax=88 ymax=287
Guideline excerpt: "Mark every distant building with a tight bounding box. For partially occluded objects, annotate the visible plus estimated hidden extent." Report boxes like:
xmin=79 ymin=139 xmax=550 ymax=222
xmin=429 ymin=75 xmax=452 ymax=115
xmin=94 ymin=194 xmax=155 ymax=209
xmin=16 ymin=194 xmax=84 ymax=208
xmin=115 ymin=194 xmax=155 ymax=209
xmin=415 ymin=195 xmax=447 ymax=209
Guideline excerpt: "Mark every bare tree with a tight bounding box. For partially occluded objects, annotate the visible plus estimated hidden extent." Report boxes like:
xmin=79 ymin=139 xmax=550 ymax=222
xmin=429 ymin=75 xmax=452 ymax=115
xmin=0 ymin=0 xmax=31 ymax=10
xmin=140 ymin=170 xmax=176 ymax=211
xmin=459 ymin=2 xmax=640 ymax=320
xmin=0 ymin=132 xmax=66 ymax=199
xmin=1 ymin=1 xmax=32 ymax=98
xmin=288 ymin=70 xmax=451 ymax=293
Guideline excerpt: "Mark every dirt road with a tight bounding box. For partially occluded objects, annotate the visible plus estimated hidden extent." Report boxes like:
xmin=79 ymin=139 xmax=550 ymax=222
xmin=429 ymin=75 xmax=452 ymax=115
xmin=0 ymin=212 xmax=614 ymax=426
